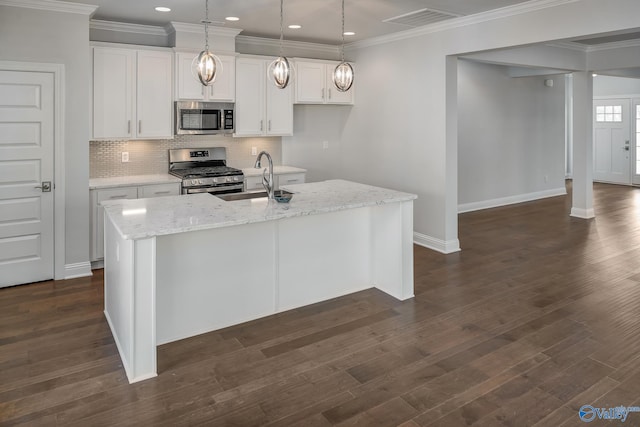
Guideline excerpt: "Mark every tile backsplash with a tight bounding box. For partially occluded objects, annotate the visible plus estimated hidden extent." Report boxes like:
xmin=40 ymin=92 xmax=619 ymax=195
xmin=90 ymin=135 xmax=282 ymax=178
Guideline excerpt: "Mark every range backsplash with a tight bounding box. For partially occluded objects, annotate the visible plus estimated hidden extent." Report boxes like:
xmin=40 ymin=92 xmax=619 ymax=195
xmin=90 ymin=135 xmax=282 ymax=178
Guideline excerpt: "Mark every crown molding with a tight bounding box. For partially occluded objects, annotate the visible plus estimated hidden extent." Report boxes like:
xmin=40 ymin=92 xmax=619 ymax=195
xmin=91 ymin=19 xmax=168 ymax=36
xmin=0 ymin=0 xmax=97 ymax=15
xmin=236 ymin=35 xmax=340 ymax=56
xmin=349 ymin=0 xmax=580 ymax=49
xmin=167 ymin=22 xmax=242 ymax=38
xmin=585 ymin=38 xmax=640 ymax=52
xmin=543 ymin=41 xmax=588 ymax=52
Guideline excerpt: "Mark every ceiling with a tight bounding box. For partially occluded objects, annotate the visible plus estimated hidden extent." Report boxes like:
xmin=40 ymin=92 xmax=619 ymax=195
xmin=68 ymin=0 xmax=533 ymax=45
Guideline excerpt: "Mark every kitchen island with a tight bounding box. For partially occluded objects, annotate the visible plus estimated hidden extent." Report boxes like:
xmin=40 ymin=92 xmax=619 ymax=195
xmin=102 ymin=180 xmax=416 ymax=383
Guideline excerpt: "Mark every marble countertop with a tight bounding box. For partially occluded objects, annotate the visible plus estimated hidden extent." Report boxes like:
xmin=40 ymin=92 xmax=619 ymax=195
xmin=242 ymin=166 xmax=306 ymax=177
xmin=90 ymin=174 xmax=181 ymax=190
xmin=102 ymin=180 xmax=417 ymax=240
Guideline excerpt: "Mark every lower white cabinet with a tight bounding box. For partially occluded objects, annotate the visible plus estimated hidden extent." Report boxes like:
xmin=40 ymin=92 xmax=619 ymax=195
xmin=244 ymin=172 xmax=306 ymax=192
xmin=90 ymin=183 xmax=180 ymax=262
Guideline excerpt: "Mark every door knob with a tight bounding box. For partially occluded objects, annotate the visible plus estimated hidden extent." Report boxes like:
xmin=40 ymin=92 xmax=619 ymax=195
xmin=35 ymin=181 xmax=52 ymax=192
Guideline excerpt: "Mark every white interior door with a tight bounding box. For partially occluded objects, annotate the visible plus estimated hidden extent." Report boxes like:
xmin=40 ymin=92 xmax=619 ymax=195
xmin=633 ymin=102 xmax=640 ymax=185
xmin=0 ymin=70 xmax=55 ymax=287
xmin=593 ymin=99 xmax=631 ymax=185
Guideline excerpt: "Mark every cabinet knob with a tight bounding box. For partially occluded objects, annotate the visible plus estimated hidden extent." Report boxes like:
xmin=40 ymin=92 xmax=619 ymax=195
xmin=127 ymin=120 xmax=131 ymax=134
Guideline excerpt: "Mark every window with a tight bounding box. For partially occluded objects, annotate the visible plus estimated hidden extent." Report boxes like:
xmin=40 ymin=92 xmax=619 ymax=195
xmin=596 ymin=105 xmax=622 ymax=122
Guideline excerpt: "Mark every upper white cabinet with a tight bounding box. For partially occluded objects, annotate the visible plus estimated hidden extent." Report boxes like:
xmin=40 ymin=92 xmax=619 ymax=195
xmin=235 ymin=56 xmax=293 ymax=137
xmin=175 ymin=52 xmax=236 ymax=102
xmin=92 ymin=45 xmax=173 ymax=140
xmin=294 ymin=59 xmax=354 ymax=105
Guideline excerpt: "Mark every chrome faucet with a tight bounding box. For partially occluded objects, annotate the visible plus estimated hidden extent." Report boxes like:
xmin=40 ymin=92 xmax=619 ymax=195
xmin=254 ymin=151 xmax=274 ymax=200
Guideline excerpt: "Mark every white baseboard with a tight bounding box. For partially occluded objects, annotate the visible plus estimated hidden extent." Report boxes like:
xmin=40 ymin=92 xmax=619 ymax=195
xmin=414 ymin=232 xmax=461 ymax=254
xmin=458 ymin=187 xmax=567 ymax=213
xmin=64 ymin=262 xmax=93 ymax=279
xmin=570 ymin=207 xmax=595 ymax=219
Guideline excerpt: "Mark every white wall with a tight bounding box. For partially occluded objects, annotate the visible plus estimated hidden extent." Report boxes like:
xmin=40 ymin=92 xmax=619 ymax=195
xmin=0 ymin=6 xmax=92 ymax=272
xmin=457 ymin=60 xmax=566 ymax=207
xmin=594 ymin=75 xmax=640 ymax=97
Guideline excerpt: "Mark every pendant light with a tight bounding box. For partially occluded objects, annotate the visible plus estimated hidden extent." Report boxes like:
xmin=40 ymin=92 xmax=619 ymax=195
xmin=269 ymin=0 xmax=292 ymax=89
xmin=195 ymin=0 xmax=218 ymax=86
xmin=333 ymin=0 xmax=354 ymax=92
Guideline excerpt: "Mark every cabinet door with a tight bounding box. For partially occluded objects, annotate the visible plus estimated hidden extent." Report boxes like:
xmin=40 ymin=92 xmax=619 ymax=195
xmin=138 ymin=183 xmax=180 ymax=198
xmin=235 ymin=58 xmax=266 ymax=136
xmin=266 ymin=76 xmax=293 ymax=136
xmin=91 ymin=187 xmax=138 ymax=261
xmin=294 ymin=61 xmax=325 ymax=104
xmin=136 ymin=50 xmax=173 ymax=139
xmin=176 ymin=52 xmax=207 ymax=100
xmin=93 ymin=47 xmax=134 ymax=139
xmin=209 ymin=55 xmax=236 ymax=102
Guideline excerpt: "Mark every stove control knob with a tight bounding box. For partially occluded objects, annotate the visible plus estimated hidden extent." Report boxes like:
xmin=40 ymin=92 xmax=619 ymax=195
xmin=233 ymin=176 xmax=239 ymax=182
xmin=198 ymin=179 xmax=203 ymax=185
xmin=226 ymin=177 xmax=232 ymax=183
xmin=191 ymin=179 xmax=197 ymax=185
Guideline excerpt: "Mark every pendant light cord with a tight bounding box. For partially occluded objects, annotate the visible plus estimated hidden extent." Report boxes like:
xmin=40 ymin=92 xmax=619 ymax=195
xmin=204 ymin=0 xmax=210 ymax=51
xmin=279 ymin=0 xmax=284 ymax=57
xmin=340 ymin=0 xmax=345 ymax=62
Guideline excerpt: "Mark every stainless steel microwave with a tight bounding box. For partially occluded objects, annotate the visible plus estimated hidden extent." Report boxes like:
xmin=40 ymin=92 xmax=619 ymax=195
xmin=175 ymin=101 xmax=234 ymax=135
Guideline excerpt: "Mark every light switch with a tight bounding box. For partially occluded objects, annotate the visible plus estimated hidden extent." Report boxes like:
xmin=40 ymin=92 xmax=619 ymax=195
xmin=121 ymin=152 xmax=129 ymax=162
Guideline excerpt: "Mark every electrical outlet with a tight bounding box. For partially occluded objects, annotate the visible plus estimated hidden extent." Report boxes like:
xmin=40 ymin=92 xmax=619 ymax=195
xmin=121 ymin=152 xmax=129 ymax=163
xmin=322 ymin=140 xmax=329 ymax=149
xmin=251 ymin=147 xmax=258 ymax=156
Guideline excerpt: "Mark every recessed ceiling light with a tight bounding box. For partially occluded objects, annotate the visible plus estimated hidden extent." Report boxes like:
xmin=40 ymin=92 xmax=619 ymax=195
xmin=225 ymin=16 xmax=240 ymax=21
xmin=155 ymin=6 xmax=171 ymax=12
xmin=592 ymin=73 xmax=598 ymax=77
xmin=288 ymin=24 xmax=302 ymax=29
xmin=343 ymin=31 xmax=355 ymax=36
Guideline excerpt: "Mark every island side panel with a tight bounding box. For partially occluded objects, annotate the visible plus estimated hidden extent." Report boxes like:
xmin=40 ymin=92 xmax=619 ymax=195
xmin=277 ymin=207 xmax=372 ymax=312
xmin=104 ymin=214 xmax=158 ymax=383
xmin=370 ymin=200 xmax=415 ymax=300
xmin=155 ymin=221 xmax=277 ymax=345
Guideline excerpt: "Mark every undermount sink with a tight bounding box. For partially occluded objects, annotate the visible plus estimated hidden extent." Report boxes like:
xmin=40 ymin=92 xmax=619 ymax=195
xmin=216 ymin=190 xmax=293 ymax=202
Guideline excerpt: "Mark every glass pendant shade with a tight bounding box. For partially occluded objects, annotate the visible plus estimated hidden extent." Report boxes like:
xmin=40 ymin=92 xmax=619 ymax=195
xmin=271 ymin=56 xmax=291 ymax=89
xmin=333 ymin=61 xmax=354 ymax=92
xmin=196 ymin=49 xmax=217 ymax=86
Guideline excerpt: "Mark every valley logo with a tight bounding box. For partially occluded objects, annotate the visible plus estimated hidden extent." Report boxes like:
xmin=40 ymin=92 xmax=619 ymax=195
xmin=579 ymin=405 xmax=640 ymax=423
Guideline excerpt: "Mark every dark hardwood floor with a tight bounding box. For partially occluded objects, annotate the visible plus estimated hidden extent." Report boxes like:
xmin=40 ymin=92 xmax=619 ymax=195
xmin=2 ymin=182 xmax=640 ymax=426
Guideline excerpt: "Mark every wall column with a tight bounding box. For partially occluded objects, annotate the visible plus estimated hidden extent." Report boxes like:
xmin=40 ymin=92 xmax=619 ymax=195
xmin=571 ymin=71 xmax=594 ymax=219
xmin=445 ymin=55 xmax=461 ymax=252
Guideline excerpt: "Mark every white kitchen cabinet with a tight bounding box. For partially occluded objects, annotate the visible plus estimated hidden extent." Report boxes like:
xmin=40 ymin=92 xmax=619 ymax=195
xmin=91 ymin=187 xmax=138 ymax=262
xmin=294 ymin=59 xmax=354 ymax=105
xmin=235 ymin=56 xmax=293 ymax=137
xmin=138 ymin=183 xmax=181 ymax=198
xmin=276 ymin=172 xmax=306 ymax=188
xmin=90 ymin=182 xmax=180 ymax=262
xmin=92 ymin=45 xmax=173 ymax=140
xmin=244 ymin=171 xmax=305 ymax=191
xmin=175 ymin=51 xmax=236 ymax=102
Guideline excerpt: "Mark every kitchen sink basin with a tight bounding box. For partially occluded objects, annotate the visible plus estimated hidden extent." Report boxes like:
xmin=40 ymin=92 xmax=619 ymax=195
xmin=216 ymin=190 xmax=293 ymax=202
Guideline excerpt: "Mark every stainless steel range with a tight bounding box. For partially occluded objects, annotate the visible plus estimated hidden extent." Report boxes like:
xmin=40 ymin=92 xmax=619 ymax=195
xmin=169 ymin=147 xmax=244 ymax=195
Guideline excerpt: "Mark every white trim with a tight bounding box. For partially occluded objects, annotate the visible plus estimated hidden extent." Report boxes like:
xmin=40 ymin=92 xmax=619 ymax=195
xmin=0 ymin=0 xmax=97 ymax=15
xmin=65 ymin=262 xmax=92 ymax=279
xmin=167 ymin=22 xmax=242 ymax=38
xmin=236 ymin=35 xmax=340 ymax=57
xmin=585 ymin=38 xmax=640 ymax=53
xmin=458 ymin=187 xmax=567 ymax=213
xmin=91 ymin=20 xmax=168 ymax=37
xmin=570 ymin=207 xmax=595 ymax=219
xmin=414 ymin=232 xmax=461 ymax=254
xmin=349 ymin=0 xmax=579 ymax=49
xmin=0 ymin=61 xmax=67 ymax=281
